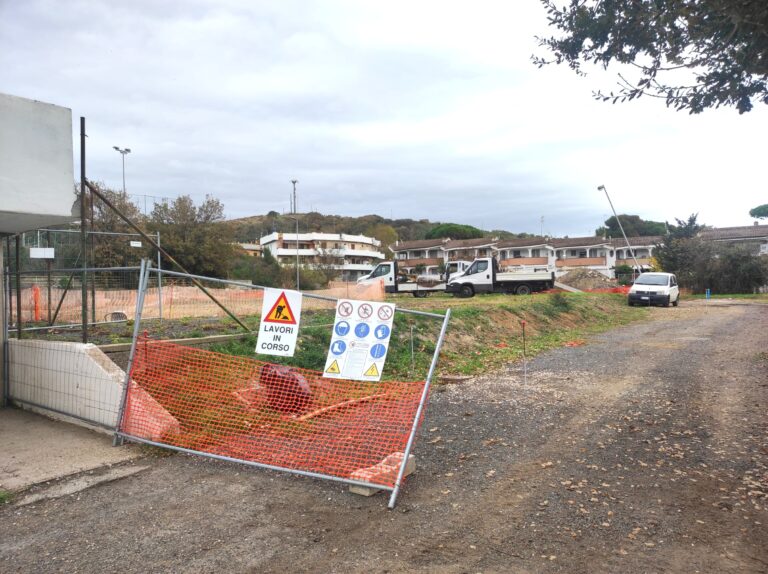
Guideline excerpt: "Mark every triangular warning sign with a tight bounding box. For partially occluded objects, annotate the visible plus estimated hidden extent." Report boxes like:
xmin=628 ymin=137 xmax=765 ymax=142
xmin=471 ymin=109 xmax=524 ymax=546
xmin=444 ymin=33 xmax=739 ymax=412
xmin=363 ymin=363 xmax=379 ymax=377
xmin=325 ymin=360 xmax=341 ymax=374
xmin=264 ymin=292 xmax=297 ymax=324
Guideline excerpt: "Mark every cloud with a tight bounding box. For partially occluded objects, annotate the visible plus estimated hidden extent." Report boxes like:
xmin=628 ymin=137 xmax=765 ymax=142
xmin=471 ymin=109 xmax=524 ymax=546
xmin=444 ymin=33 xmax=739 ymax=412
xmin=1 ymin=0 xmax=766 ymax=237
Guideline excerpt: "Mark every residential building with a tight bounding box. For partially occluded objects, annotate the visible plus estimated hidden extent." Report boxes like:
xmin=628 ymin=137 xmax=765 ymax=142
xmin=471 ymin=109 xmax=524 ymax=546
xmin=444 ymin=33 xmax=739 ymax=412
xmin=237 ymin=242 xmax=263 ymax=257
xmin=700 ymin=224 xmax=768 ymax=255
xmin=496 ymin=237 xmax=552 ymax=270
xmin=390 ymin=238 xmax=448 ymax=276
xmin=444 ymin=238 xmax=497 ymax=263
xmin=258 ymin=232 xmax=384 ymax=281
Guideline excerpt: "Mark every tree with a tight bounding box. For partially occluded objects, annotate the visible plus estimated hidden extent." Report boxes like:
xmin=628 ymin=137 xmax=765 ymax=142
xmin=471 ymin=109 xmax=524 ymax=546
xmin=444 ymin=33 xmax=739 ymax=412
xmin=148 ymin=195 xmax=234 ymax=278
xmin=88 ymin=182 xmax=153 ymax=269
xmin=654 ymin=214 xmax=707 ymax=288
xmin=425 ymin=223 xmax=484 ymax=240
xmin=365 ymin=223 xmax=399 ymax=257
xmin=534 ymin=1 xmax=768 ymax=113
xmin=595 ymin=214 xmax=667 ymax=237
xmin=749 ymin=204 xmax=768 ymax=220
xmin=230 ymin=248 xmax=282 ymax=288
xmin=700 ymin=243 xmax=768 ymax=293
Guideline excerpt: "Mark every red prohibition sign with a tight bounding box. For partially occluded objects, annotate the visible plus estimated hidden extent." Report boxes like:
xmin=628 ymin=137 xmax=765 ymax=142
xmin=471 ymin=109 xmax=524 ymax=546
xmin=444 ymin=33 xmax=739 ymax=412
xmin=377 ymin=305 xmax=394 ymax=321
xmin=358 ymin=303 xmax=373 ymax=319
xmin=338 ymin=301 xmax=353 ymax=317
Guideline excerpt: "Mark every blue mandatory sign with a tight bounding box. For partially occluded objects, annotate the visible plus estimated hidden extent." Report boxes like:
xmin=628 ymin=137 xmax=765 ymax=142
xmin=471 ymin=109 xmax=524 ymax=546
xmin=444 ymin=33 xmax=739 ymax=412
xmin=374 ymin=324 xmax=390 ymax=340
xmin=370 ymin=343 xmax=387 ymax=359
xmin=334 ymin=321 xmax=350 ymax=337
xmin=354 ymin=323 xmax=370 ymax=338
xmin=330 ymin=340 xmax=346 ymax=355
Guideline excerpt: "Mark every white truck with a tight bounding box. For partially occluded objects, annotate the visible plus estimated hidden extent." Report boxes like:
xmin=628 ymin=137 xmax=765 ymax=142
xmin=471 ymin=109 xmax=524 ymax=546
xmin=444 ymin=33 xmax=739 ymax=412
xmin=357 ymin=260 xmax=470 ymax=297
xmin=445 ymin=257 xmax=555 ymax=297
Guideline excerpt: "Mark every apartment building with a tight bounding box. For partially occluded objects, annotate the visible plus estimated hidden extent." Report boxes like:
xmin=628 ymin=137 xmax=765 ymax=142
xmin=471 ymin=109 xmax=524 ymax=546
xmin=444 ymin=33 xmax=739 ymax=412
xmin=258 ymin=232 xmax=384 ymax=281
xmin=390 ymin=238 xmax=448 ymax=276
xmin=700 ymin=224 xmax=768 ymax=255
xmin=393 ymin=235 xmax=661 ymax=278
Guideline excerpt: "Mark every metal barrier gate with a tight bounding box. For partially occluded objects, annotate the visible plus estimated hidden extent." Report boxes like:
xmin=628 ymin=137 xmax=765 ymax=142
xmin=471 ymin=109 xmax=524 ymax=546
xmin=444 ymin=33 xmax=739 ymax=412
xmin=115 ymin=260 xmax=450 ymax=508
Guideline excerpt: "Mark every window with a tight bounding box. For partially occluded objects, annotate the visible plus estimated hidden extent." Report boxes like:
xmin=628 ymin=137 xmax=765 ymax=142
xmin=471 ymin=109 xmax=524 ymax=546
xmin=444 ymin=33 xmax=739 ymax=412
xmin=513 ymin=250 xmax=522 ymax=258
xmin=372 ymin=264 xmax=391 ymax=277
xmin=467 ymin=260 xmax=489 ymax=275
xmin=531 ymin=249 xmax=540 ymax=257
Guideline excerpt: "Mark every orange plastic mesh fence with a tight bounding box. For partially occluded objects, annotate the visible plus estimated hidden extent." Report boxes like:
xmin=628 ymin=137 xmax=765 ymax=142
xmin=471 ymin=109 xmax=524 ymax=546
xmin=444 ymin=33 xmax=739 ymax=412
xmin=120 ymin=336 xmax=426 ymax=488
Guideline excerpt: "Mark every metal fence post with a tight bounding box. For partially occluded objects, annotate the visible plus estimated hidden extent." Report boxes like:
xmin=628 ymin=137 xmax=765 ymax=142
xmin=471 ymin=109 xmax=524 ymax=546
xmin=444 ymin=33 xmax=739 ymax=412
xmin=157 ymin=232 xmax=163 ymax=320
xmin=388 ymin=308 xmax=452 ymax=509
xmin=112 ymin=259 xmax=150 ymax=446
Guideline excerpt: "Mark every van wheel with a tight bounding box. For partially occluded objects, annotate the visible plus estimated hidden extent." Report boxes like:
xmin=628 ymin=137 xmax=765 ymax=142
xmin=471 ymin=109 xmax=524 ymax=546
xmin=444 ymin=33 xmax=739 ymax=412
xmin=672 ymin=296 xmax=679 ymax=307
xmin=459 ymin=285 xmax=474 ymax=298
xmin=663 ymin=296 xmax=670 ymax=307
xmin=413 ymin=291 xmax=428 ymax=298
xmin=516 ymin=284 xmax=532 ymax=295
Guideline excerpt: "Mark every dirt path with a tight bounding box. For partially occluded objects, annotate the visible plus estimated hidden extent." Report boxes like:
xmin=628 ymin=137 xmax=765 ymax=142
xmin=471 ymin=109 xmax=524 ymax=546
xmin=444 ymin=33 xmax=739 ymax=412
xmin=1 ymin=302 xmax=766 ymax=573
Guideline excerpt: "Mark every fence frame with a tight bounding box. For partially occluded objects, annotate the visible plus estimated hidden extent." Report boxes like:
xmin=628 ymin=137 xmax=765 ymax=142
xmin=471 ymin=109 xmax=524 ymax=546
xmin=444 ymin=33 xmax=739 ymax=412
xmin=114 ymin=261 xmax=451 ymax=508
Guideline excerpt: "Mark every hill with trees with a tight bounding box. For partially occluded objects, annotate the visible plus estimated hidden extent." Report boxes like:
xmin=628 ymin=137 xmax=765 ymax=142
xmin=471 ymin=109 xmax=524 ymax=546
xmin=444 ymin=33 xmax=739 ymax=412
xmin=228 ymin=212 xmax=530 ymax=256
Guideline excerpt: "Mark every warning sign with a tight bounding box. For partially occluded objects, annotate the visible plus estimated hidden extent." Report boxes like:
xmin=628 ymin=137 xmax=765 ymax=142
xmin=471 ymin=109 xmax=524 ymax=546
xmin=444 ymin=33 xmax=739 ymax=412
xmin=363 ymin=363 xmax=380 ymax=377
xmin=264 ymin=291 xmax=297 ymax=324
xmin=255 ymin=288 xmax=303 ymax=357
xmin=323 ymin=299 xmax=395 ymax=381
xmin=325 ymin=360 xmax=341 ymax=374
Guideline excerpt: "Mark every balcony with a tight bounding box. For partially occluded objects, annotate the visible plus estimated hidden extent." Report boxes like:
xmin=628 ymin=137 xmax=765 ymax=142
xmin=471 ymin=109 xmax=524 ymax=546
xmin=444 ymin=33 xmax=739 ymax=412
xmin=615 ymin=257 xmax=652 ymax=267
xmin=399 ymin=257 xmax=441 ymax=267
xmin=556 ymin=257 xmax=607 ymax=268
xmin=500 ymin=257 xmax=548 ymax=267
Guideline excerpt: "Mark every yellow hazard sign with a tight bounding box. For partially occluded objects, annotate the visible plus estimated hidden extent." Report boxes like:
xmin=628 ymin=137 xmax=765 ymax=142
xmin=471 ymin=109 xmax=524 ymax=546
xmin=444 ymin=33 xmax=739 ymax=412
xmin=264 ymin=291 xmax=297 ymax=324
xmin=363 ymin=363 xmax=380 ymax=377
xmin=325 ymin=360 xmax=341 ymax=374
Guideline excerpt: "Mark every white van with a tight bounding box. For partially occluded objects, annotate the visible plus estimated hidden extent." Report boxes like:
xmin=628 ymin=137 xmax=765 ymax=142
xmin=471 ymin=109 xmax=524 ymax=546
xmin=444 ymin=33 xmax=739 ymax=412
xmin=628 ymin=272 xmax=680 ymax=307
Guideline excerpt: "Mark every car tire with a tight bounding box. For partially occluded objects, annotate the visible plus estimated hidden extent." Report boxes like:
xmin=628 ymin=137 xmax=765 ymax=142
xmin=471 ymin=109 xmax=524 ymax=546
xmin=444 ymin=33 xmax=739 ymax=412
xmin=672 ymin=296 xmax=679 ymax=307
xmin=663 ymin=296 xmax=670 ymax=307
xmin=459 ymin=284 xmax=474 ymax=298
xmin=516 ymin=284 xmax=532 ymax=295
xmin=413 ymin=291 xmax=428 ymax=298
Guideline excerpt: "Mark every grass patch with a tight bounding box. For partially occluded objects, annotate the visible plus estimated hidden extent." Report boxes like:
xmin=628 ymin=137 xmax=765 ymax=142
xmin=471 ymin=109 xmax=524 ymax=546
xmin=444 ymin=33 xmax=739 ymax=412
xmin=211 ymin=292 xmax=649 ymax=380
xmin=0 ymin=489 xmax=13 ymax=504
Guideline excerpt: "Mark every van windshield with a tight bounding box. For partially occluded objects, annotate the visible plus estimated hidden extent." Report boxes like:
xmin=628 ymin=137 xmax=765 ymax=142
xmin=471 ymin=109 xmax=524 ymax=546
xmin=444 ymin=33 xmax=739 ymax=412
xmin=634 ymin=274 xmax=669 ymax=286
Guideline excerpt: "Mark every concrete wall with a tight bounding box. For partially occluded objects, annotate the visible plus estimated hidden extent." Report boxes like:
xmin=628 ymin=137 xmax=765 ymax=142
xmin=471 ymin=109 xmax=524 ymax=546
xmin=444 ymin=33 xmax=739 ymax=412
xmin=7 ymin=339 xmax=181 ymax=440
xmin=8 ymin=340 xmax=124 ymax=428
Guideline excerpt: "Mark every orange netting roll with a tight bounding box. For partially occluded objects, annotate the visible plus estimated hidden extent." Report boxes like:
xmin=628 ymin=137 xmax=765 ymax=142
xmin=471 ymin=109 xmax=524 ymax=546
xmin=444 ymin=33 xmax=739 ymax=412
xmin=120 ymin=336 xmax=426 ymax=487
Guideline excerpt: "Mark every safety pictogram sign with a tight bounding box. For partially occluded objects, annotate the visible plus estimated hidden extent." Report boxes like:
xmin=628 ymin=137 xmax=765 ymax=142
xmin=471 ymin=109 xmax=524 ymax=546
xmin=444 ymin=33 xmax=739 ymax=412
xmin=325 ymin=360 xmax=341 ymax=374
xmin=255 ymin=288 xmax=303 ymax=357
xmin=363 ymin=363 xmax=380 ymax=377
xmin=264 ymin=291 xmax=297 ymax=324
xmin=323 ymin=298 xmax=395 ymax=381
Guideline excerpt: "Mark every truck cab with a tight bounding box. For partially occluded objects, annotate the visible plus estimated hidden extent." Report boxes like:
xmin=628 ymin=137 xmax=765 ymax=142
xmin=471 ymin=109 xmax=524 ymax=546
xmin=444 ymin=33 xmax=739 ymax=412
xmin=446 ymin=258 xmax=497 ymax=296
xmin=446 ymin=257 xmax=555 ymax=297
xmin=358 ymin=261 xmax=397 ymax=291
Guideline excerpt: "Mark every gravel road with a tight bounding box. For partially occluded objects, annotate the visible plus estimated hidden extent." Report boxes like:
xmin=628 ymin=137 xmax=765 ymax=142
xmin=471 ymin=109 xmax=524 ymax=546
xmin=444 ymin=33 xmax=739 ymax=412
xmin=1 ymin=301 xmax=766 ymax=573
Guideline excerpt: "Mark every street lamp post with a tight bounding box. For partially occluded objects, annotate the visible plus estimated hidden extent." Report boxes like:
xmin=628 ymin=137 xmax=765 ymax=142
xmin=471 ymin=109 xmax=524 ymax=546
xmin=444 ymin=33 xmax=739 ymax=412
xmin=285 ymin=215 xmax=300 ymax=290
xmin=598 ymin=184 xmax=641 ymax=274
xmin=113 ymin=146 xmax=131 ymax=193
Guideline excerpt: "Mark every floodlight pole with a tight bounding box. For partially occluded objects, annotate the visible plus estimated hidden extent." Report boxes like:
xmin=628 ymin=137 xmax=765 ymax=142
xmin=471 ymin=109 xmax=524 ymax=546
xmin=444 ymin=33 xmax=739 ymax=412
xmin=598 ymin=184 xmax=641 ymax=272
xmin=113 ymin=146 xmax=131 ymax=194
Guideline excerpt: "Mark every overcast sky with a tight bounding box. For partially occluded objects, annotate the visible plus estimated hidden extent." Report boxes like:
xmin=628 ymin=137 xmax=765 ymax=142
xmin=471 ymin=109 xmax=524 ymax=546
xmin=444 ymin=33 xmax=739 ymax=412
xmin=2 ymin=0 xmax=766 ymax=238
